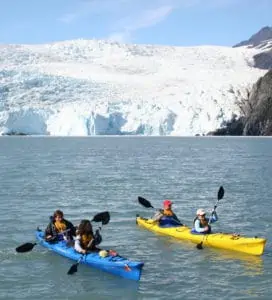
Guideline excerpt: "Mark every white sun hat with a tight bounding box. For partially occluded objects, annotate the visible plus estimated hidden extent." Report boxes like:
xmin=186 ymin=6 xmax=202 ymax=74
xmin=196 ymin=208 xmax=206 ymax=216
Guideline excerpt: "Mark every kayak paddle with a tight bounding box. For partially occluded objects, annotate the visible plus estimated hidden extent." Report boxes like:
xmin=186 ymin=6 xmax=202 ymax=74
xmin=91 ymin=211 xmax=110 ymax=225
xmin=67 ymin=255 xmax=85 ymax=275
xmin=138 ymin=196 xmax=154 ymax=208
xmin=15 ymin=211 xmax=110 ymax=253
xmin=196 ymin=186 xmax=225 ymax=250
xmin=16 ymin=242 xmax=37 ymax=253
xmin=15 ymin=228 xmax=70 ymax=253
xmin=67 ymin=211 xmax=110 ymax=275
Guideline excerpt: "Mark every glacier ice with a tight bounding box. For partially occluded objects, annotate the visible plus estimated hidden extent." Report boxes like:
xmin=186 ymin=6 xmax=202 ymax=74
xmin=0 ymin=40 xmax=267 ymax=136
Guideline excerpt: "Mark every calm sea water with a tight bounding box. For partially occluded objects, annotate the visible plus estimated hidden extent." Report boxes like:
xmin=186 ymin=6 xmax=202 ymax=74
xmin=0 ymin=137 xmax=271 ymax=300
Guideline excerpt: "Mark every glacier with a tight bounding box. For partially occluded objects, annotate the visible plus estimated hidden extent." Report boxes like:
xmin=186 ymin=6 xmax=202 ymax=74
xmin=0 ymin=40 xmax=267 ymax=136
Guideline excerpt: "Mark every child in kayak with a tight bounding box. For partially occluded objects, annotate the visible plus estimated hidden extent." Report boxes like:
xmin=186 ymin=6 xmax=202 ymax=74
xmin=193 ymin=208 xmax=218 ymax=234
xmin=152 ymin=200 xmax=183 ymax=227
xmin=74 ymin=219 xmax=101 ymax=254
xmin=45 ymin=210 xmax=76 ymax=242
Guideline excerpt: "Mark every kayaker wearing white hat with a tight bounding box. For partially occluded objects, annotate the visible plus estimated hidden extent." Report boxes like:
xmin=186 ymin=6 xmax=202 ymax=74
xmin=193 ymin=208 xmax=218 ymax=234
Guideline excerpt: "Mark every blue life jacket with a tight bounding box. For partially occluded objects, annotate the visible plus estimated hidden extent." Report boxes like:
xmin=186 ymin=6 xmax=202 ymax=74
xmin=159 ymin=216 xmax=181 ymax=227
xmin=191 ymin=227 xmax=211 ymax=235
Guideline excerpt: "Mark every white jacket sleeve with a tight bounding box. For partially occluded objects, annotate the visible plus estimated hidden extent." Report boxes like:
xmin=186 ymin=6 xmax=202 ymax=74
xmin=74 ymin=235 xmax=84 ymax=253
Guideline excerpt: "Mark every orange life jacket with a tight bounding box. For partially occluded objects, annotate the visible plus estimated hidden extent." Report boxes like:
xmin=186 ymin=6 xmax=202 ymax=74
xmin=163 ymin=209 xmax=174 ymax=216
xmin=81 ymin=233 xmax=94 ymax=249
xmin=54 ymin=220 xmax=67 ymax=233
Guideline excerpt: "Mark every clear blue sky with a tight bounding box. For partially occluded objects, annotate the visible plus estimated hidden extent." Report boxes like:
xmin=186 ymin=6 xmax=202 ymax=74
xmin=0 ymin=0 xmax=271 ymax=46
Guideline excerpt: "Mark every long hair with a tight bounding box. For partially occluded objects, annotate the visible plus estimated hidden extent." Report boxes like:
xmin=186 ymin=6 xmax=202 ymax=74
xmin=77 ymin=219 xmax=93 ymax=236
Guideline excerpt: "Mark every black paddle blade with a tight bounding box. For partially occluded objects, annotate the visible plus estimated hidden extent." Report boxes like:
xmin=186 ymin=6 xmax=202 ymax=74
xmin=92 ymin=211 xmax=110 ymax=225
xmin=16 ymin=242 xmax=37 ymax=253
xmin=67 ymin=262 xmax=78 ymax=275
xmin=196 ymin=242 xmax=203 ymax=250
xmin=138 ymin=196 xmax=154 ymax=208
xmin=217 ymin=186 xmax=224 ymax=200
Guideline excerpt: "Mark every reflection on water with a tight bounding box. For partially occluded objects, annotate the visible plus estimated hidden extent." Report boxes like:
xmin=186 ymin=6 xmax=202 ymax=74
xmin=151 ymin=234 xmax=264 ymax=276
xmin=207 ymin=248 xmax=264 ymax=276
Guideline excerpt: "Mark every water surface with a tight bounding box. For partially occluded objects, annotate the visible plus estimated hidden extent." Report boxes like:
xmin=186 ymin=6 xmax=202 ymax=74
xmin=0 ymin=137 xmax=271 ymax=299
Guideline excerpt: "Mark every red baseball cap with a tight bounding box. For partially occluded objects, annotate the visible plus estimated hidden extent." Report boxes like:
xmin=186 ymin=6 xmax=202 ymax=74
xmin=163 ymin=200 xmax=173 ymax=207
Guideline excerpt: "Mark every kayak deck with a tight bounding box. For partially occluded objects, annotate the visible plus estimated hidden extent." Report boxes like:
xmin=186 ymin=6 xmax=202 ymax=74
xmin=136 ymin=217 xmax=266 ymax=256
xmin=36 ymin=231 xmax=144 ymax=281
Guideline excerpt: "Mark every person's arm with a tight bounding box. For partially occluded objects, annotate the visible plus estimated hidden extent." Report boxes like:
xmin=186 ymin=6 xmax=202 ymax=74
xmin=194 ymin=219 xmax=206 ymax=233
xmin=45 ymin=222 xmax=54 ymax=238
xmin=152 ymin=210 xmax=163 ymax=221
xmin=209 ymin=211 xmax=218 ymax=224
xmin=74 ymin=236 xmax=86 ymax=254
xmin=86 ymin=238 xmax=95 ymax=250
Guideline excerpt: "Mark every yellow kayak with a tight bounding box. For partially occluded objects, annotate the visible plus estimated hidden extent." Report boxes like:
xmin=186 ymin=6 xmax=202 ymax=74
xmin=136 ymin=216 xmax=266 ymax=256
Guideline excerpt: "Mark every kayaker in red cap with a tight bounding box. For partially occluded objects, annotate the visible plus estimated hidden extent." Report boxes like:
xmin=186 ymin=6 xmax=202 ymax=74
xmin=152 ymin=199 xmax=182 ymax=227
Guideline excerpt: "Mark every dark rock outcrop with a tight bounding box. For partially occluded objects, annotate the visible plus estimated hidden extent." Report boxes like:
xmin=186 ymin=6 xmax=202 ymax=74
xmin=210 ymin=70 xmax=272 ymax=136
xmin=210 ymin=115 xmax=245 ymax=136
xmin=253 ymin=50 xmax=272 ymax=70
xmin=2 ymin=131 xmax=27 ymax=136
xmin=243 ymin=69 xmax=272 ymax=135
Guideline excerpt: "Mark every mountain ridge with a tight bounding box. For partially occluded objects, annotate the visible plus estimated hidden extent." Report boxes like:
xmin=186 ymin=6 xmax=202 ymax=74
xmin=233 ymin=26 xmax=272 ymax=70
xmin=233 ymin=26 xmax=272 ymax=48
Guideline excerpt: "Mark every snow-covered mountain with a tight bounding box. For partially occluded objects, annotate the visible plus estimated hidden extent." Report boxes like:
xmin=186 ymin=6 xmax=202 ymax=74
xmin=234 ymin=26 xmax=272 ymax=48
xmin=0 ymin=39 xmax=267 ymax=136
xmin=234 ymin=26 xmax=272 ymax=70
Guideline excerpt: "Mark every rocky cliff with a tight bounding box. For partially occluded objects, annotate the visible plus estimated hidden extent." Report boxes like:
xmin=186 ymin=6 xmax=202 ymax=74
xmin=211 ymin=70 xmax=272 ymax=136
xmin=243 ymin=69 xmax=272 ymax=135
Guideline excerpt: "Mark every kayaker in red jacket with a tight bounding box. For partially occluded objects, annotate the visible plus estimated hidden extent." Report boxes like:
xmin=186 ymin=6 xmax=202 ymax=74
xmin=152 ymin=200 xmax=183 ymax=226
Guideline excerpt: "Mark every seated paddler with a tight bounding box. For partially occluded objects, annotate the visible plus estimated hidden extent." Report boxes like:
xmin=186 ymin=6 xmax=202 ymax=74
xmin=152 ymin=200 xmax=183 ymax=227
xmin=192 ymin=208 xmax=218 ymax=234
xmin=74 ymin=220 xmax=101 ymax=254
xmin=45 ymin=210 xmax=76 ymax=242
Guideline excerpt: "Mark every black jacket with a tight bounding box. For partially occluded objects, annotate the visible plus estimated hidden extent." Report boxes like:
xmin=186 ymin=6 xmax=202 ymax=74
xmin=45 ymin=218 xmax=76 ymax=241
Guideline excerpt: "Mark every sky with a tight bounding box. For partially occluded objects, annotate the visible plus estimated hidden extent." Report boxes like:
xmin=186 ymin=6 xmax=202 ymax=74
xmin=0 ymin=0 xmax=271 ymax=46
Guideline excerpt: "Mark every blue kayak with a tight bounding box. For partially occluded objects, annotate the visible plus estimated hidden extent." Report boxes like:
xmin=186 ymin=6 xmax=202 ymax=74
xmin=35 ymin=230 xmax=144 ymax=281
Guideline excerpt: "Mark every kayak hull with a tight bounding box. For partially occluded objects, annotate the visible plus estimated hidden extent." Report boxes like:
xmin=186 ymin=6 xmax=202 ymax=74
xmin=136 ymin=217 xmax=266 ymax=256
xmin=35 ymin=231 xmax=144 ymax=281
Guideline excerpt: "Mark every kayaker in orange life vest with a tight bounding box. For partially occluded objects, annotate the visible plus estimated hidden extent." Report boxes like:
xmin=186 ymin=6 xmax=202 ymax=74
xmin=193 ymin=208 xmax=218 ymax=234
xmin=152 ymin=200 xmax=183 ymax=227
xmin=74 ymin=220 xmax=100 ymax=254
